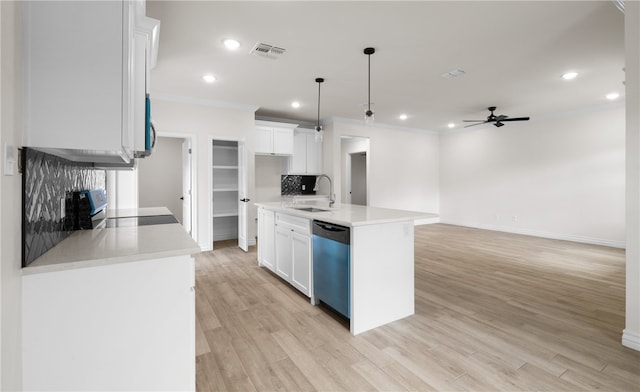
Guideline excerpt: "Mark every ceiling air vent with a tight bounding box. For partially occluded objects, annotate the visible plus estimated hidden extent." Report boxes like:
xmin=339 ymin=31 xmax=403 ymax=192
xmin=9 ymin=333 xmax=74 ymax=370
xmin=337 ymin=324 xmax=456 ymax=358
xmin=251 ymin=42 xmax=286 ymax=59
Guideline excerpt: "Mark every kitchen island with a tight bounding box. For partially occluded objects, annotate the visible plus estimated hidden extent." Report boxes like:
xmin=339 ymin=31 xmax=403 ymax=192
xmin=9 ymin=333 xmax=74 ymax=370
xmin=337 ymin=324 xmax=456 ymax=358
xmin=22 ymin=207 xmax=200 ymax=391
xmin=256 ymin=202 xmax=438 ymax=335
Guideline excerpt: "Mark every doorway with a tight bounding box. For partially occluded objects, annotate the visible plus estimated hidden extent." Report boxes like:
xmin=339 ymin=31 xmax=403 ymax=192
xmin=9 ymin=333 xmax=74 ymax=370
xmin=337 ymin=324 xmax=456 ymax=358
xmin=211 ymin=137 xmax=249 ymax=252
xmin=350 ymin=152 xmax=367 ymax=205
xmin=341 ymin=136 xmax=370 ymax=205
xmin=137 ymin=134 xmax=195 ymax=238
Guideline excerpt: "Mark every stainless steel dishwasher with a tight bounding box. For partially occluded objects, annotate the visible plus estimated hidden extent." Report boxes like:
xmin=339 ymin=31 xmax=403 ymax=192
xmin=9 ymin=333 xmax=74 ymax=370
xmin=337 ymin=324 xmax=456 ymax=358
xmin=312 ymin=220 xmax=350 ymax=318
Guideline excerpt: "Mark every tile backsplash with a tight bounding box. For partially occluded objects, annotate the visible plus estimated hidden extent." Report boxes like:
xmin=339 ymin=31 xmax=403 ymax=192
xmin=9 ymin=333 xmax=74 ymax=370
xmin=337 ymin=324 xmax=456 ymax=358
xmin=22 ymin=148 xmax=106 ymax=267
xmin=281 ymin=175 xmax=317 ymax=195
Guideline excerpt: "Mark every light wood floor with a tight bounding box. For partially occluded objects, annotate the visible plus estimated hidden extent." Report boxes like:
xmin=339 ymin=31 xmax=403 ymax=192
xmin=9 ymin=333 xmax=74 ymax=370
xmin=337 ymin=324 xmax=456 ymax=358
xmin=195 ymin=224 xmax=640 ymax=391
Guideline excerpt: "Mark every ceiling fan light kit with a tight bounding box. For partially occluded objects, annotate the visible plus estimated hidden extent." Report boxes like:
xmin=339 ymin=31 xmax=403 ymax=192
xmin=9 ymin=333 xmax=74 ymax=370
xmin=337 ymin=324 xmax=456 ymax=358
xmin=364 ymin=47 xmax=375 ymax=124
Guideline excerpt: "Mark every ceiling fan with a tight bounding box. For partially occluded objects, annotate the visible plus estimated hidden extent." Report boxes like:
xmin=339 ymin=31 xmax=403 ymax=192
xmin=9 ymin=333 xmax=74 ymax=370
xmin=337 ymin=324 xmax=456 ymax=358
xmin=463 ymin=106 xmax=530 ymax=128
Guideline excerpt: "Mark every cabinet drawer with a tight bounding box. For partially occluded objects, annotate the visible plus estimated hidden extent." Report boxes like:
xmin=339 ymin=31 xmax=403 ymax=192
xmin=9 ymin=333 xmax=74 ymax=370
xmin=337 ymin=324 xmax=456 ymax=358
xmin=275 ymin=213 xmax=311 ymax=235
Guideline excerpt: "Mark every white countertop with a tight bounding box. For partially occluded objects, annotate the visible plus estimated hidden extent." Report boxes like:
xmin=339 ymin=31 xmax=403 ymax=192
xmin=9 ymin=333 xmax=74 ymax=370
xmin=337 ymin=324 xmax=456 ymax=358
xmin=255 ymin=202 xmax=438 ymax=227
xmin=23 ymin=207 xmax=201 ymax=275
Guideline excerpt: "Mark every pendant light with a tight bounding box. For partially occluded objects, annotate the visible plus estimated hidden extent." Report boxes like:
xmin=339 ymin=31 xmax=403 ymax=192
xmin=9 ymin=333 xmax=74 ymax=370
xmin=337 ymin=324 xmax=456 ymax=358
xmin=364 ymin=47 xmax=375 ymax=123
xmin=315 ymin=77 xmax=324 ymax=142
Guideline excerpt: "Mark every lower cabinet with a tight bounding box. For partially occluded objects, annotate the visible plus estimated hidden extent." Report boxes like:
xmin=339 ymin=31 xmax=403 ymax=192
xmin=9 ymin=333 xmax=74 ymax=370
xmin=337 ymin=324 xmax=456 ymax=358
xmin=22 ymin=255 xmax=195 ymax=391
xmin=291 ymin=231 xmax=312 ymax=295
xmin=257 ymin=208 xmax=276 ymax=271
xmin=258 ymin=208 xmax=312 ymax=297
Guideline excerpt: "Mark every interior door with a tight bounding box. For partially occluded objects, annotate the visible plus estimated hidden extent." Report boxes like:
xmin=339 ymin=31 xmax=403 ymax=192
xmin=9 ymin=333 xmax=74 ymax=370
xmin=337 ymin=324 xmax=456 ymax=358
xmin=181 ymin=139 xmax=192 ymax=235
xmin=237 ymin=140 xmax=249 ymax=252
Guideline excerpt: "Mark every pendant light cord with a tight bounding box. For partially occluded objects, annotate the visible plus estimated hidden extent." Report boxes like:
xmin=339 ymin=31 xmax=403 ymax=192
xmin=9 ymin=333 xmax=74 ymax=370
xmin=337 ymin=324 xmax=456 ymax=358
xmin=317 ymin=81 xmax=321 ymax=128
xmin=367 ymin=53 xmax=371 ymax=112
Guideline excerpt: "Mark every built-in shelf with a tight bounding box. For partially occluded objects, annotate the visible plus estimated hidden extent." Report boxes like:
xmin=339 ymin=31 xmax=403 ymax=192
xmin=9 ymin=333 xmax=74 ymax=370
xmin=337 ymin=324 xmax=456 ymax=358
xmin=212 ymin=165 xmax=238 ymax=170
xmin=212 ymin=211 xmax=238 ymax=218
xmin=212 ymin=139 xmax=240 ymax=242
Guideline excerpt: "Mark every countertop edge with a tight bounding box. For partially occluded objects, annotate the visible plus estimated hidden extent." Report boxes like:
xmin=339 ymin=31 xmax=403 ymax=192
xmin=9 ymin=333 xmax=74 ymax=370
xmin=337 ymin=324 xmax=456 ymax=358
xmin=255 ymin=202 xmax=438 ymax=227
xmin=22 ymin=246 xmax=201 ymax=276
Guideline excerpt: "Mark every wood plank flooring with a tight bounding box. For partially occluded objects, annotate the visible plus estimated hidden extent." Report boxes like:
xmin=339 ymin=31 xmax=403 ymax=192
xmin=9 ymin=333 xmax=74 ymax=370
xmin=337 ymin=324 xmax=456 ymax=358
xmin=195 ymin=225 xmax=640 ymax=391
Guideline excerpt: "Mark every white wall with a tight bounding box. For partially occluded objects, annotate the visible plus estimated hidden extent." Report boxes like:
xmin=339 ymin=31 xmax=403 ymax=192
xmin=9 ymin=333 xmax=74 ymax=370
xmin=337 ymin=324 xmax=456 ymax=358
xmin=624 ymin=0 xmax=640 ymax=351
xmin=138 ymin=136 xmax=184 ymax=222
xmin=150 ymin=97 xmax=256 ymax=251
xmin=326 ymin=118 xmax=440 ymax=214
xmin=0 ymin=1 xmax=23 ymax=388
xmin=440 ymin=105 xmax=625 ymax=247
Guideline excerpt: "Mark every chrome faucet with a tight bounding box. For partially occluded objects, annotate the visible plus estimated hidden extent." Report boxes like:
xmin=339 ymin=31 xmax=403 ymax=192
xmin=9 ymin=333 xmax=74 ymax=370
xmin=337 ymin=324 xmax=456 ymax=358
xmin=313 ymin=174 xmax=335 ymax=208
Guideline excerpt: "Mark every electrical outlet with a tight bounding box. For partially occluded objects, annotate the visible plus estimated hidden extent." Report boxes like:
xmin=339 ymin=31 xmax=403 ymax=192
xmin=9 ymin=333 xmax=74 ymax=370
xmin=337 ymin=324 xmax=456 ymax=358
xmin=3 ymin=144 xmax=15 ymax=176
xmin=512 ymin=215 xmax=518 ymax=222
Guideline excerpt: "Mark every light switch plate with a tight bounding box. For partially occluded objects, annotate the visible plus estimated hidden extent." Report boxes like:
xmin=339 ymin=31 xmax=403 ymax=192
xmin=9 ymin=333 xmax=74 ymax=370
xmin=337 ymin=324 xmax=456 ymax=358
xmin=4 ymin=144 xmax=15 ymax=176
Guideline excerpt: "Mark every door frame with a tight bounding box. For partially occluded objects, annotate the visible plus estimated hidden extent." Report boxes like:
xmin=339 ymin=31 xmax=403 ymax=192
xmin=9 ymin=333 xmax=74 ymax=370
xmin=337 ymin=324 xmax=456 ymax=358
xmin=158 ymin=131 xmax=197 ymax=243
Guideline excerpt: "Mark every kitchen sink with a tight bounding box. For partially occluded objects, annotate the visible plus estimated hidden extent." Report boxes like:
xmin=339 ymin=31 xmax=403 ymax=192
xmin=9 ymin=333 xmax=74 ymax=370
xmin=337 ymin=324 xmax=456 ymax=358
xmin=295 ymin=207 xmax=329 ymax=213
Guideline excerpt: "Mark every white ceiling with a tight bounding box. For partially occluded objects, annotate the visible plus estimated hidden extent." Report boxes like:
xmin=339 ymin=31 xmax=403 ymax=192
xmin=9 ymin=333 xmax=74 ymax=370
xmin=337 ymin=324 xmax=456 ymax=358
xmin=146 ymin=1 xmax=625 ymax=132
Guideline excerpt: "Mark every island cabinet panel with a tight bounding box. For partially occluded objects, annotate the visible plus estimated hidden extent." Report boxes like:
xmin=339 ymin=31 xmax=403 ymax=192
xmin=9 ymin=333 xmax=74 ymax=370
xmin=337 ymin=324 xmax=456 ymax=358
xmin=291 ymin=232 xmax=312 ymax=295
xmin=259 ymin=211 xmax=312 ymax=298
xmin=22 ymin=256 xmax=196 ymax=391
xmin=350 ymin=221 xmax=415 ymax=335
xmin=257 ymin=208 xmax=276 ymax=272
xmin=275 ymin=225 xmax=294 ymax=280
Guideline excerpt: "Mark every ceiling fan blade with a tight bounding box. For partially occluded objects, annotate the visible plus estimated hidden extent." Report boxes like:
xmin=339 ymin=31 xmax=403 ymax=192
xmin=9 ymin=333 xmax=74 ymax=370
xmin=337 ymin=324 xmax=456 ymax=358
xmin=500 ymin=117 xmax=530 ymax=122
xmin=464 ymin=122 xmax=487 ymax=128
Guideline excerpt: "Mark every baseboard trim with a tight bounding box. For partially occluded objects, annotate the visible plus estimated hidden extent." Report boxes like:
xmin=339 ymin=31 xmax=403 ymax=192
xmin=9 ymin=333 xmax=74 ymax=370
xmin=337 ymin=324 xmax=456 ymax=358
xmin=439 ymin=220 xmax=625 ymax=248
xmin=622 ymin=329 xmax=640 ymax=351
xmin=415 ymin=217 xmax=441 ymax=226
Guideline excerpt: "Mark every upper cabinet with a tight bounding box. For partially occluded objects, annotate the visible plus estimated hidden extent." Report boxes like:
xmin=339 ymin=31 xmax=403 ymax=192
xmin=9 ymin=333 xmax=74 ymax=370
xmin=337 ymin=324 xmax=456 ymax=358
xmin=254 ymin=121 xmax=297 ymax=156
xmin=289 ymin=128 xmax=322 ymax=174
xmin=22 ymin=0 xmax=160 ymax=164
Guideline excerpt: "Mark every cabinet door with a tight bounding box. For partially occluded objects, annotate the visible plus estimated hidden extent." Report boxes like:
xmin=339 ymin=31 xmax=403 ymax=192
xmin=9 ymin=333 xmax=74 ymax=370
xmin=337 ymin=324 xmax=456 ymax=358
xmin=291 ymin=232 xmax=312 ymax=296
xmin=290 ymin=131 xmax=307 ymax=173
xmin=273 ymin=128 xmax=294 ymax=155
xmin=23 ymin=1 xmax=131 ymax=161
xmin=275 ymin=226 xmax=293 ymax=280
xmin=255 ymin=127 xmax=273 ymax=154
xmin=258 ymin=209 xmax=275 ymax=272
xmin=305 ymin=134 xmax=323 ymax=174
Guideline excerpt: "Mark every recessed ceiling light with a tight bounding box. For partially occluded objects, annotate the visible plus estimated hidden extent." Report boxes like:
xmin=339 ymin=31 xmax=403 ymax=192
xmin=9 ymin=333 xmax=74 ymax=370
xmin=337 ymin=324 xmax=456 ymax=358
xmin=399 ymin=114 xmax=408 ymax=120
xmin=606 ymin=92 xmax=620 ymax=100
xmin=202 ymin=74 xmax=216 ymax=83
xmin=291 ymin=101 xmax=301 ymax=108
xmin=562 ymin=71 xmax=578 ymax=80
xmin=448 ymin=123 xmax=455 ymax=128
xmin=223 ymin=39 xmax=241 ymax=50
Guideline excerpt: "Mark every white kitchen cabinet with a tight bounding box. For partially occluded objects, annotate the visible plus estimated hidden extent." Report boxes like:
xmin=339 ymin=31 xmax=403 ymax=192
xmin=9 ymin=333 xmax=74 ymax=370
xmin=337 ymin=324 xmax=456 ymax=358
xmin=275 ymin=225 xmax=293 ymax=280
xmin=272 ymin=213 xmax=312 ymax=297
xmin=289 ymin=128 xmax=323 ymax=174
xmin=22 ymin=255 xmax=195 ymax=391
xmin=22 ymin=1 xmax=159 ymax=164
xmin=291 ymin=231 xmax=312 ymax=295
xmin=254 ymin=121 xmax=297 ymax=155
xmin=257 ymin=208 xmax=276 ymax=272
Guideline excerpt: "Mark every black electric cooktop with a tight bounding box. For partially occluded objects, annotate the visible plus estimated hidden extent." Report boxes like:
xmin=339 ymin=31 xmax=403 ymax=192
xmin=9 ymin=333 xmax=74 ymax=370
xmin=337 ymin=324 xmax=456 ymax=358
xmin=105 ymin=214 xmax=179 ymax=228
